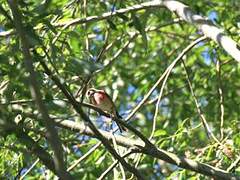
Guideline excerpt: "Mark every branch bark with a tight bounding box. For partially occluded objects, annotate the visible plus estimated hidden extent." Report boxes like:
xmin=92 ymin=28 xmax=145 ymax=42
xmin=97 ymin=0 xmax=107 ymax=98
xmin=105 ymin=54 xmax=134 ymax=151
xmin=162 ymin=0 xmax=240 ymax=62
xmin=7 ymin=1 xmax=72 ymax=179
xmin=55 ymin=119 xmax=239 ymax=180
xmin=35 ymin=51 xmax=144 ymax=179
xmin=2 ymin=1 xmax=239 ymax=62
xmin=53 ymin=0 xmax=240 ymax=63
xmin=0 ymin=120 xmax=57 ymax=175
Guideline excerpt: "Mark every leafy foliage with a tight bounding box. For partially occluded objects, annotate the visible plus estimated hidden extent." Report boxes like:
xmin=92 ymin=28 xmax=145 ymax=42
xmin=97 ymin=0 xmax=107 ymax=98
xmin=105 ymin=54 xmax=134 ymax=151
xmin=0 ymin=0 xmax=239 ymax=179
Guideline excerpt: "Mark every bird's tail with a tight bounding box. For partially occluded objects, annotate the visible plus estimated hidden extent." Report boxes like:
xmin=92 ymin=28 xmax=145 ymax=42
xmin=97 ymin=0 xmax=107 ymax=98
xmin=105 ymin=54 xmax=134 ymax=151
xmin=115 ymin=112 xmax=127 ymax=133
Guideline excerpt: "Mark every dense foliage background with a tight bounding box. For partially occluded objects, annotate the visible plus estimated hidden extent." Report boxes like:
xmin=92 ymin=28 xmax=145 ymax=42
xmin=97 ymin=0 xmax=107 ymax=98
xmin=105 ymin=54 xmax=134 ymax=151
xmin=0 ymin=0 xmax=239 ymax=179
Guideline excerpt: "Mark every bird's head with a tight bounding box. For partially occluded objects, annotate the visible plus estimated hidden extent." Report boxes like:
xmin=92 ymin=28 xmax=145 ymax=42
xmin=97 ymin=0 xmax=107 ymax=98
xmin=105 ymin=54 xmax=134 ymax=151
xmin=86 ymin=88 xmax=97 ymax=98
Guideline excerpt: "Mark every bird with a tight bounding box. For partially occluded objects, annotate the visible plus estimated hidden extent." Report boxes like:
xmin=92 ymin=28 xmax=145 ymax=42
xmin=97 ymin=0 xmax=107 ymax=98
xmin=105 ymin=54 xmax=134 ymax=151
xmin=86 ymin=88 xmax=126 ymax=132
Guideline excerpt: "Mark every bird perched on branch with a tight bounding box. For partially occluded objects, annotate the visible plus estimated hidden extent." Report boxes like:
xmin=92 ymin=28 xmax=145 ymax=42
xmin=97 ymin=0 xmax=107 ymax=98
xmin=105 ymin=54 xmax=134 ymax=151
xmin=86 ymin=88 xmax=126 ymax=132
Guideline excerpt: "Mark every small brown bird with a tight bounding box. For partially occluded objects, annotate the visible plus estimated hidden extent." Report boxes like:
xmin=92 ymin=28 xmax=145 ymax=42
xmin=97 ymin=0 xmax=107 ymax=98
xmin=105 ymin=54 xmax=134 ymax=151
xmin=86 ymin=88 xmax=126 ymax=132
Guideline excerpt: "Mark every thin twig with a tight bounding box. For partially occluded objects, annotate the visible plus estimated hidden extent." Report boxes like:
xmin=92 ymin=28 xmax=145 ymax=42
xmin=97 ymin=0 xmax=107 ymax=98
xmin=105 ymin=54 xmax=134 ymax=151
xmin=83 ymin=0 xmax=89 ymax=52
xmin=94 ymin=33 xmax=138 ymax=75
xmin=145 ymin=84 xmax=187 ymax=105
xmin=110 ymin=128 xmax=126 ymax=179
xmin=54 ymin=119 xmax=239 ymax=179
xmin=181 ymin=57 xmax=221 ymax=144
xmin=149 ymin=90 xmax=162 ymax=139
xmin=126 ymin=36 xmax=208 ymax=122
xmin=147 ymin=46 xmax=184 ymax=139
xmin=227 ymin=155 xmax=240 ymax=172
xmin=36 ymin=50 xmax=144 ymax=179
xmin=97 ymin=150 xmax=133 ymax=180
xmin=216 ymin=59 xmax=225 ymax=140
xmin=19 ymin=159 xmax=40 ymax=180
xmin=67 ymin=142 xmax=102 ymax=171
xmin=95 ymin=0 xmax=118 ymax=63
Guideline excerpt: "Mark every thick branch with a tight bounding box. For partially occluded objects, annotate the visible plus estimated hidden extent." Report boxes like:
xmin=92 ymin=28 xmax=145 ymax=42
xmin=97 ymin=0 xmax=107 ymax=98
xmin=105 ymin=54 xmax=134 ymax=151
xmin=55 ymin=119 xmax=144 ymax=148
xmin=0 ymin=120 xmax=57 ymax=174
xmin=54 ymin=0 xmax=240 ymax=62
xmin=139 ymin=147 xmax=239 ymax=180
xmin=36 ymin=53 xmax=144 ymax=179
xmin=3 ymin=1 xmax=239 ymax=61
xmin=52 ymin=1 xmax=163 ymax=28
xmin=162 ymin=0 xmax=240 ymax=62
xmin=55 ymin=119 xmax=239 ymax=180
xmin=7 ymin=1 xmax=71 ymax=179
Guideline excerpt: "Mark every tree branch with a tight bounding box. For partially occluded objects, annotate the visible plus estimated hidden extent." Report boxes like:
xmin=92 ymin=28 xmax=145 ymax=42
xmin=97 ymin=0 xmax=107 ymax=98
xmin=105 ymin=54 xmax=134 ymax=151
xmin=52 ymin=1 xmax=163 ymax=28
xmin=53 ymin=0 xmax=240 ymax=62
xmin=0 ymin=120 xmax=57 ymax=175
xmin=54 ymin=119 xmax=239 ymax=180
xmin=7 ymin=1 xmax=72 ymax=179
xmin=35 ymin=52 xmax=144 ymax=179
xmin=162 ymin=0 xmax=240 ymax=62
xmin=54 ymin=119 xmax=144 ymax=148
xmin=126 ymin=36 xmax=208 ymax=122
xmin=138 ymin=147 xmax=239 ymax=180
xmin=2 ymin=1 xmax=240 ymax=62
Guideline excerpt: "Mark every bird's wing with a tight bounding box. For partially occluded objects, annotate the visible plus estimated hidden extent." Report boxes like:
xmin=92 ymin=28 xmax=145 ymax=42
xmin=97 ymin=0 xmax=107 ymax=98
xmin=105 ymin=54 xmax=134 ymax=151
xmin=100 ymin=90 xmax=122 ymax=118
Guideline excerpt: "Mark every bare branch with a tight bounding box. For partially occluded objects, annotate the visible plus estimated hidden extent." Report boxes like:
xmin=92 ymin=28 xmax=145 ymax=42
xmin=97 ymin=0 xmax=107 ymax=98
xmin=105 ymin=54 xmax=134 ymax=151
xmin=181 ymin=58 xmax=220 ymax=143
xmin=52 ymin=1 xmax=163 ymax=28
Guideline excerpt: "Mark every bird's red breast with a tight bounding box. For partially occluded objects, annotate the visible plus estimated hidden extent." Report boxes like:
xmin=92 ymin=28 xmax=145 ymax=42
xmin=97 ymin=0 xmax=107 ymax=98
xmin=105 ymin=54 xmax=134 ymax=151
xmin=93 ymin=91 xmax=106 ymax=105
xmin=86 ymin=88 xmax=126 ymax=132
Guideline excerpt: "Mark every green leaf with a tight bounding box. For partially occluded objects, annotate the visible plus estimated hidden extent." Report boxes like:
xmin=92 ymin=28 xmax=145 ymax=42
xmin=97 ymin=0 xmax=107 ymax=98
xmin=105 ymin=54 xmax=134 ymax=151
xmin=117 ymin=14 xmax=129 ymax=21
xmin=131 ymin=13 xmax=148 ymax=51
xmin=154 ymin=129 xmax=167 ymax=137
xmin=107 ymin=19 xmax=117 ymax=30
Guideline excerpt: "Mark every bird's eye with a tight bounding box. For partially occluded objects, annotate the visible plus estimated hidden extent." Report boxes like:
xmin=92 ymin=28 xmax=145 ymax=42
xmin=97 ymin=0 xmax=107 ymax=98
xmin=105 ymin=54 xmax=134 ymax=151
xmin=87 ymin=90 xmax=93 ymax=96
xmin=87 ymin=91 xmax=91 ymax=96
